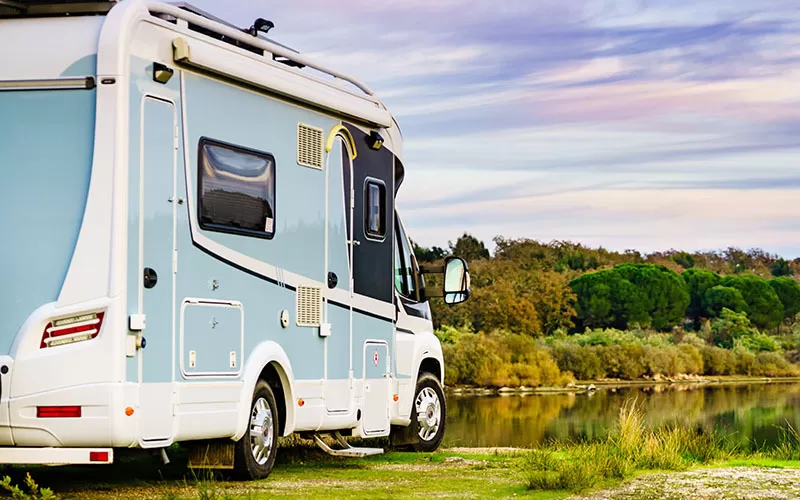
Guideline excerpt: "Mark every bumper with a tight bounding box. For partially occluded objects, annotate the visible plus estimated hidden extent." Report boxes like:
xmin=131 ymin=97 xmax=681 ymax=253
xmin=0 ymin=447 xmax=113 ymax=465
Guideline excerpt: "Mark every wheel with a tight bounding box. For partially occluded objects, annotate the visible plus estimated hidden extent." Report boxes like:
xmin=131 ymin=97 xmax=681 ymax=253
xmin=233 ymin=380 xmax=279 ymax=480
xmin=409 ymin=373 xmax=446 ymax=452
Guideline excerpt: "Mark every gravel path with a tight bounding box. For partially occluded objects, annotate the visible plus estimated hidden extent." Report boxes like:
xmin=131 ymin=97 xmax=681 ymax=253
xmin=576 ymin=467 xmax=800 ymax=500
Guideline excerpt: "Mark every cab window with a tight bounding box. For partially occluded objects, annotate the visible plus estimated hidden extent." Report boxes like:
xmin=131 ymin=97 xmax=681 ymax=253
xmin=394 ymin=216 xmax=418 ymax=300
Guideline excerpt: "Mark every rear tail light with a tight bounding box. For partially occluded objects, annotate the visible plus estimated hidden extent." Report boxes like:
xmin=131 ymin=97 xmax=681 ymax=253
xmin=40 ymin=311 xmax=104 ymax=349
xmin=37 ymin=406 xmax=81 ymax=418
xmin=89 ymin=451 xmax=109 ymax=462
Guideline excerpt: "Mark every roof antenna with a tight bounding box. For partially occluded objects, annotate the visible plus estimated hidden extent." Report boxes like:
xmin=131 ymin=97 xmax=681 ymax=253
xmin=247 ymin=18 xmax=274 ymax=37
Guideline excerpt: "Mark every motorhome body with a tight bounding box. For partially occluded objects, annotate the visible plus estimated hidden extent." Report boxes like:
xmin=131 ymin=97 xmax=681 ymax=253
xmin=0 ymin=0 xmax=469 ymax=478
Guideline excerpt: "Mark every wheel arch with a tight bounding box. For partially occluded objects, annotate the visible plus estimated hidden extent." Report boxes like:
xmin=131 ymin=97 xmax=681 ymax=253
xmin=234 ymin=341 xmax=296 ymax=441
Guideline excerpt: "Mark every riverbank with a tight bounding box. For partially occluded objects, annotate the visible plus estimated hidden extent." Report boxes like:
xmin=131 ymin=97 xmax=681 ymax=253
xmin=446 ymin=375 xmax=800 ymax=395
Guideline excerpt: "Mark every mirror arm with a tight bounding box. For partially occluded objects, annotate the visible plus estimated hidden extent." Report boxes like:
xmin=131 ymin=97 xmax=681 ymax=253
xmin=425 ymin=288 xmax=444 ymax=298
xmin=419 ymin=263 xmax=445 ymax=274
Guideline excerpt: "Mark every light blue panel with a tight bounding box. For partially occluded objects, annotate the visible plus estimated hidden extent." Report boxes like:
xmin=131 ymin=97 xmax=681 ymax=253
xmin=140 ymin=97 xmax=176 ymax=384
xmin=183 ymin=303 xmax=241 ymax=373
xmin=126 ymin=57 xmax=183 ymax=382
xmin=326 ymin=304 xmax=350 ymax=379
xmin=364 ymin=343 xmax=388 ymax=379
xmin=172 ymin=71 xmax=340 ymax=382
xmin=0 ymin=89 xmax=95 ymax=354
xmin=183 ymin=73 xmax=336 ymax=282
xmin=326 ymin=142 xmax=349 ymax=289
xmin=352 ymin=313 xmax=393 ymax=378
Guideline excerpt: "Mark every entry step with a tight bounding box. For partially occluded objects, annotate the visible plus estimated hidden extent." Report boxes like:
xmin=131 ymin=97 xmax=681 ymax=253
xmin=313 ymin=432 xmax=383 ymax=458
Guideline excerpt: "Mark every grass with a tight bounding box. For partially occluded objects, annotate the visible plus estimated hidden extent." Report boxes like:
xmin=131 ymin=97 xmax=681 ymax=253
xmin=4 ymin=401 xmax=800 ymax=499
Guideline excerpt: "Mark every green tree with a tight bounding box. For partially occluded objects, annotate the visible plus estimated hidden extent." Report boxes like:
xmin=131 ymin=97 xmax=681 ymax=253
xmin=771 ymin=258 xmax=792 ymax=277
xmin=721 ymin=275 xmax=784 ymax=330
xmin=709 ymin=308 xmax=757 ymax=349
xmin=769 ymin=276 xmax=800 ymax=323
xmin=614 ymin=264 xmax=690 ymax=330
xmin=682 ymin=269 xmax=722 ymax=324
xmin=569 ymin=270 xmax=648 ymax=330
xmin=449 ymin=233 xmax=490 ymax=261
xmin=703 ymin=285 xmax=747 ymax=318
xmin=412 ymin=240 xmax=447 ymax=263
xmin=672 ymin=251 xmax=695 ymax=269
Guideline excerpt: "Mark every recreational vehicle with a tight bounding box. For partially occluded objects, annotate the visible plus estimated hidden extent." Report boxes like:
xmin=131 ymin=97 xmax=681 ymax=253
xmin=0 ymin=0 xmax=470 ymax=478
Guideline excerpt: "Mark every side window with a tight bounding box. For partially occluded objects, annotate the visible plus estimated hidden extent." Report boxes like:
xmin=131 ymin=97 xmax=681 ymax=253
xmin=364 ymin=178 xmax=386 ymax=241
xmin=198 ymin=138 xmax=276 ymax=239
xmin=394 ymin=216 xmax=418 ymax=300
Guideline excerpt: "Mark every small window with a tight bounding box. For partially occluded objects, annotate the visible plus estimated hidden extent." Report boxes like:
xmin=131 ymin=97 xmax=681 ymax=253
xmin=364 ymin=178 xmax=386 ymax=241
xmin=198 ymin=138 xmax=276 ymax=239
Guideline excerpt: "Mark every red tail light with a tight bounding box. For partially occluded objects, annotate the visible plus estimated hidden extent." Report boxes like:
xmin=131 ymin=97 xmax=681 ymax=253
xmin=40 ymin=311 xmax=104 ymax=349
xmin=89 ymin=451 xmax=109 ymax=462
xmin=37 ymin=406 xmax=81 ymax=418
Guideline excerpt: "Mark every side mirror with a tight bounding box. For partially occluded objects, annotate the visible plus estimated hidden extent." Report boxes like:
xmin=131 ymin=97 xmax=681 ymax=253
xmin=443 ymin=257 xmax=470 ymax=305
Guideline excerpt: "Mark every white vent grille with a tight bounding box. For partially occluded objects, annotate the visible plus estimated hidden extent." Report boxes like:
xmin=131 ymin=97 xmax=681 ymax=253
xmin=297 ymin=123 xmax=324 ymax=169
xmin=296 ymin=286 xmax=322 ymax=327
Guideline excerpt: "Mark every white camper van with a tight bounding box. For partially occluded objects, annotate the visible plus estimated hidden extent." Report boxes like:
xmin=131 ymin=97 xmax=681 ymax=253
xmin=0 ymin=0 xmax=470 ymax=479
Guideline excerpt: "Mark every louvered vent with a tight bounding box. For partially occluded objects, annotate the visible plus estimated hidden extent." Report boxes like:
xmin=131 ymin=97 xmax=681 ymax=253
xmin=297 ymin=123 xmax=324 ymax=169
xmin=296 ymin=285 xmax=322 ymax=327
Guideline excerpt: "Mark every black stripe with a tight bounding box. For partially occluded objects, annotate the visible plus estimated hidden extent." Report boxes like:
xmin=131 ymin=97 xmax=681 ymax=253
xmin=399 ymin=298 xmax=431 ymax=320
xmin=328 ymin=299 xmax=394 ymax=323
xmin=191 ymin=239 xmax=296 ymax=291
xmin=396 ymin=327 xmax=415 ymax=335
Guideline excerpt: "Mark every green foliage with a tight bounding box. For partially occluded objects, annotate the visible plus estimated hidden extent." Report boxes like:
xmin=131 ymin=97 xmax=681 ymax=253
xmin=439 ymin=327 xmax=564 ymax=387
xmin=682 ymin=269 xmax=722 ymax=322
xmin=569 ymin=270 xmax=647 ymax=330
xmin=700 ymin=345 xmax=736 ymax=375
xmin=672 ymin=251 xmax=695 ymax=269
xmin=614 ymin=264 xmax=690 ymax=330
xmin=448 ymin=233 xmax=489 ymax=261
xmin=770 ymin=277 xmax=800 ymax=321
xmin=709 ymin=308 xmax=757 ymax=348
xmin=0 ymin=474 xmax=57 ymax=500
xmin=411 ymin=240 xmax=447 ymax=263
xmin=721 ymin=275 xmax=784 ymax=330
xmin=771 ymin=258 xmax=792 ymax=277
xmin=703 ymin=285 xmax=747 ymax=318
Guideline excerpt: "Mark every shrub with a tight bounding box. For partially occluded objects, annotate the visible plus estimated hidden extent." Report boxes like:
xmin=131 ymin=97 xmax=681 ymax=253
xmin=700 ymin=346 xmax=736 ymax=375
xmin=754 ymin=352 xmax=797 ymax=376
xmin=709 ymin=308 xmax=758 ymax=349
xmin=677 ymin=344 xmax=704 ymax=374
xmin=549 ymin=342 xmax=603 ymax=380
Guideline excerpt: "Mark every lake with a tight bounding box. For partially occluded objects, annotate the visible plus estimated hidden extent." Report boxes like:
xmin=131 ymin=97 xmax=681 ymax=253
xmin=443 ymin=382 xmax=800 ymax=449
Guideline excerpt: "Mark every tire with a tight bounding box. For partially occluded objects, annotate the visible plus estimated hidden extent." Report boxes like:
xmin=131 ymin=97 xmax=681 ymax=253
xmin=409 ymin=372 xmax=446 ymax=452
xmin=233 ymin=380 xmax=279 ymax=480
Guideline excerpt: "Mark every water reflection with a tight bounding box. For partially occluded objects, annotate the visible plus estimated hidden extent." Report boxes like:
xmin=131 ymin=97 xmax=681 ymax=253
xmin=444 ymin=383 xmax=800 ymax=449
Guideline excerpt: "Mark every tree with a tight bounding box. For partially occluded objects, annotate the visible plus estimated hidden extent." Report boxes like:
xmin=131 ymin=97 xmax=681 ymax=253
xmin=412 ymin=240 xmax=447 ymax=263
xmin=721 ymin=275 xmax=784 ymax=330
xmin=449 ymin=233 xmax=490 ymax=262
xmin=613 ymin=264 xmax=690 ymax=331
xmin=569 ymin=270 xmax=648 ymax=330
xmin=682 ymin=269 xmax=722 ymax=324
xmin=771 ymin=259 xmax=792 ymax=277
xmin=672 ymin=251 xmax=695 ymax=269
xmin=703 ymin=285 xmax=747 ymax=318
xmin=769 ymin=277 xmax=800 ymax=323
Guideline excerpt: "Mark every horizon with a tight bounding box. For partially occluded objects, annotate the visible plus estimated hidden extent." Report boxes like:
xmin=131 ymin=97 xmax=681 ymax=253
xmin=192 ymin=0 xmax=800 ymax=258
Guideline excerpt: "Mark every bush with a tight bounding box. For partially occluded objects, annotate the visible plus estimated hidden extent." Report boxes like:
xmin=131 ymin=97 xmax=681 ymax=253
xmin=700 ymin=346 xmax=736 ymax=375
xmin=709 ymin=308 xmax=758 ymax=349
xmin=754 ymin=352 xmax=798 ymax=376
xmin=440 ymin=328 xmax=565 ymax=387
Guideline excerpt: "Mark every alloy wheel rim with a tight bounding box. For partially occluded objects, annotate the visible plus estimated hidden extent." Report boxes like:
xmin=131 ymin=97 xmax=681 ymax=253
xmin=249 ymin=397 xmax=274 ymax=465
xmin=415 ymin=387 xmax=441 ymax=442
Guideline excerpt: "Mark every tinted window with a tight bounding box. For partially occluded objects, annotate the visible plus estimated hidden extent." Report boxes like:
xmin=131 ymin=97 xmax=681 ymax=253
xmin=364 ymin=178 xmax=386 ymax=240
xmin=198 ymin=138 xmax=275 ymax=238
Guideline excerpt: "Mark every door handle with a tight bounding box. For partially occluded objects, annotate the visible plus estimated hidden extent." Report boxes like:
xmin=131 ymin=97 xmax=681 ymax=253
xmin=143 ymin=267 xmax=158 ymax=289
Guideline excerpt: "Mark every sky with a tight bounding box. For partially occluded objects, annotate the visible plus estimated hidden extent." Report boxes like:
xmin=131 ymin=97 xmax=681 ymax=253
xmin=193 ymin=0 xmax=800 ymax=257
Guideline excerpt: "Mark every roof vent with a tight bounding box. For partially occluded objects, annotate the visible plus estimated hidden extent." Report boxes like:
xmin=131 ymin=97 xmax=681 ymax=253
xmin=297 ymin=123 xmax=324 ymax=170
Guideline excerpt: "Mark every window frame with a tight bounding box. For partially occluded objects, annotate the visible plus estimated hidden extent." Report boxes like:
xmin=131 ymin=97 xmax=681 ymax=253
xmin=197 ymin=136 xmax=277 ymax=240
xmin=363 ymin=177 xmax=387 ymax=242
